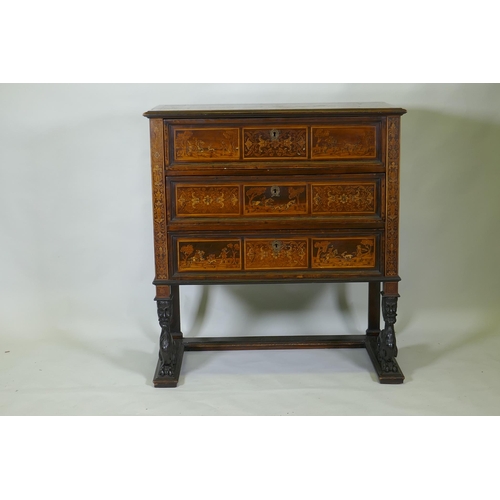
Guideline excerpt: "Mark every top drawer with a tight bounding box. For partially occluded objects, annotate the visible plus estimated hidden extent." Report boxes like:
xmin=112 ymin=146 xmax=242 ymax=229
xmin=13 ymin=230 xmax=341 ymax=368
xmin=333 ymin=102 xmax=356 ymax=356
xmin=167 ymin=121 xmax=381 ymax=165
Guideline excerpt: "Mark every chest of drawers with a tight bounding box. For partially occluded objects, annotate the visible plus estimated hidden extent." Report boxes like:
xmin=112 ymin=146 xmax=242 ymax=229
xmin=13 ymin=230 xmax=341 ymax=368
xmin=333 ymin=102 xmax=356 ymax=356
xmin=144 ymin=103 xmax=406 ymax=387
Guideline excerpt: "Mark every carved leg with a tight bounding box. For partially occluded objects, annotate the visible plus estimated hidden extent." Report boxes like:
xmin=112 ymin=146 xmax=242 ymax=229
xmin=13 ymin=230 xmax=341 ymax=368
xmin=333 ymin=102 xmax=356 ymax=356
xmin=365 ymin=284 xmax=404 ymax=383
xmin=157 ymin=298 xmax=176 ymax=377
xmin=153 ymin=286 xmax=184 ymax=387
xmin=376 ymin=295 xmax=399 ymax=372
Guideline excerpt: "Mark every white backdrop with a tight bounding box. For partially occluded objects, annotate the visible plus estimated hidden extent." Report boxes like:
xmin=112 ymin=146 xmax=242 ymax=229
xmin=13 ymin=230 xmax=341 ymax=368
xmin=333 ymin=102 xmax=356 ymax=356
xmin=1 ymin=83 xmax=500 ymax=416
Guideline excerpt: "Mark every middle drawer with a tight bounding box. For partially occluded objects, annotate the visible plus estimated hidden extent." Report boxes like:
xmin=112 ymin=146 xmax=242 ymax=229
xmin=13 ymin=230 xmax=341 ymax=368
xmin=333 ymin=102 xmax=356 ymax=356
xmin=168 ymin=174 xmax=384 ymax=223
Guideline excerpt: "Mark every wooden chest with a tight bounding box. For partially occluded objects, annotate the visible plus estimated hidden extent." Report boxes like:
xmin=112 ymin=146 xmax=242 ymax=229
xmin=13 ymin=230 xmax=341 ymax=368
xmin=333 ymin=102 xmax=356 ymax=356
xmin=144 ymin=103 xmax=407 ymax=386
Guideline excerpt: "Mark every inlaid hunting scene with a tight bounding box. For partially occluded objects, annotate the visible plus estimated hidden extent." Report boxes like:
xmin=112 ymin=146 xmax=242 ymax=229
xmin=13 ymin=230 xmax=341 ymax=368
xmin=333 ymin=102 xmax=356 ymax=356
xmin=177 ymin=240 xmax=241 ymax=271
xmin=312 ymin=237 xmax=376 ymax=268
xmin=174 ymin=128 xmax=240 ymax=161
xmin=244 ymin=184 xmax=307 ymax=215
xmin=311 ymin=126 xmax=377 ymax=158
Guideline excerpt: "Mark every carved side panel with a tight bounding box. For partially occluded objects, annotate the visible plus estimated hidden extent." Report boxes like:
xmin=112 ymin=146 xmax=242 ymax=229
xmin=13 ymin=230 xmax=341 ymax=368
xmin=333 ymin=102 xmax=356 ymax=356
xmin=311 ymin=182 xmax=376 ymax=214
xmin=177 ymin=239 xmax=242 ymax=272
xmin=243 ymin=127 xmax=307 ymax=159
xmin=175 ymin=184 xmax=240 ymax=216
xmin=245 ymin=239 xmax=308 ymax=270
xmin=150 ymin=119 xmax=168 ymax=280
xmin=244 ymin=184 xmax=307 ymax=215
xmin=385 ymin=117 xmax=400 ymax=276
xmin=311 ymin=126 xmax=377 ymax=159
xmin=312 ymin=237 xmax=377 ymax=269
xmin=173 ymin=128 xmax=240 ymax=161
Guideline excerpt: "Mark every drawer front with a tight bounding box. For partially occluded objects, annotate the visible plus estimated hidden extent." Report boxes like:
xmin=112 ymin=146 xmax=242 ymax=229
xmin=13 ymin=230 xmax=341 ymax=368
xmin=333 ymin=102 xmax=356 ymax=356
xmin=311 ymin=182 xmax=376 ymax=215
xmin=311 ymin=125 xmax=377 ymax=159
xmin=245 ymin=238 xmax=308 ymax=270
xmin=244 ymin=183 xmax=308 ymax=215
xmin=172 ymin=233 xmax=381 ymax=277
xmin=176 ymin=239 xmax=242 ymax=272
xmin=173 ymin=127 xmax=240 ymax=162
xmin=175 ymin=184 xmax=241 ymax=216
xmin=171 ymin=176 xmax=382 ymax=220
xmin=311 ymin=236 xmax=376 ymax=268
xmin=243 ymin=127 xmax=308 ymax=159
xmin=168 ymin=121 xmax=381 ymax=164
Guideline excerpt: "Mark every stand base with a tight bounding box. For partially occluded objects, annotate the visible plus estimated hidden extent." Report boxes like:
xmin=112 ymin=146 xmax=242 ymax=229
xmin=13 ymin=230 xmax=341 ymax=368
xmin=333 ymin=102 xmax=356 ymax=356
xmin=152 ymin=335 xmax=404 ymax=387
xmin=153 ymin=341 xmax=184 ymax=388
xmin=365 ymin=336 xmax=405 ymax=384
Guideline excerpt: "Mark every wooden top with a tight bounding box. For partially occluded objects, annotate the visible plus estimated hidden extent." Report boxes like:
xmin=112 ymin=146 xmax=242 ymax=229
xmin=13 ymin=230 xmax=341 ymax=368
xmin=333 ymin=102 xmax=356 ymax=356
xmin=143 ymin=102 xmax=407 ymax=119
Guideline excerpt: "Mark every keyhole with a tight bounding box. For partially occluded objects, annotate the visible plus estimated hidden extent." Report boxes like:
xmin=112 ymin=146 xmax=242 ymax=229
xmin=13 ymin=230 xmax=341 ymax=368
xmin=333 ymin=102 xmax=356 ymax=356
xmin=272 ymin=240 xmax=282 ymax=253
xmin=270 ymin=185 xmax=280 ymax=197
xmin=270 ymin=129 xmax=279 ymax=141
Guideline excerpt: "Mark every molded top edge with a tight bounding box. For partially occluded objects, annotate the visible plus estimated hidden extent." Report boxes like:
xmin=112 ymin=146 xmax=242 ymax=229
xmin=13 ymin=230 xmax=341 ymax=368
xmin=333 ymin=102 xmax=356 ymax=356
xmin=143 ymin=102 xmax=407 ymax=118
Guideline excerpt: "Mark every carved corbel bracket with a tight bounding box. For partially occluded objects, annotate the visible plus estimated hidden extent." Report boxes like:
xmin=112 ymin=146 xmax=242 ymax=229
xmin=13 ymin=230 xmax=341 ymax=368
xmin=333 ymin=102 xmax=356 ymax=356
xmin=376 ymin=295 xmax=399 ymax=373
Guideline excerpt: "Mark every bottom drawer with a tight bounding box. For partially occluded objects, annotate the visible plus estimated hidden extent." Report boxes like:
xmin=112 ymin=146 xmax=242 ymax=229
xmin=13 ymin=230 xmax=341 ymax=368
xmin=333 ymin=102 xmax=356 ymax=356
xmin=170 ymin=232 xmax=382 ymax=280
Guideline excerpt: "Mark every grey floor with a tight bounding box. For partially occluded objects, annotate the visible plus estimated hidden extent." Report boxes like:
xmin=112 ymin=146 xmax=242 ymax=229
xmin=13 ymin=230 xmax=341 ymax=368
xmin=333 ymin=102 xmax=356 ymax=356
xmin=2 ymin=286 xmax=499 ymax=416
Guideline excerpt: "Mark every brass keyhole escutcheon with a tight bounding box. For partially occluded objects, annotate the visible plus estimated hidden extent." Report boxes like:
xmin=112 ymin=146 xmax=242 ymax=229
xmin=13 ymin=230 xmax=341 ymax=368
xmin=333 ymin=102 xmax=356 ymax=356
xmin=270 ymin=185 xmax=280 ymax=197
xmin=270 ymin=129 xmax=280 ymax=141
xmin=272 ymin=240 xmax=282 ymax=253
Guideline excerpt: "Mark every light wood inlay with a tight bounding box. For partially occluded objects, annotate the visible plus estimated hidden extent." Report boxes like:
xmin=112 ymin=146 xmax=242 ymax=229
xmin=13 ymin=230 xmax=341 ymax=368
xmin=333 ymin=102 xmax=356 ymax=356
xmin=243 ymin=127 xmax=307 ymax=159
xmin=177 ymin=239 xmax=241 ymax=272
xmin=312 ymin=237 xmax=377 ymax=269
xmin=245 ymin=238 xmax=308 ymax=270
xmin=173 ymin=128 xmax=240 ymax=161
xmin=175 ymin=184 xmax=240 ymax=217
xmin=311 ymin=182 xmax=376 ymax=214
xmin=311 ymin=126 xmax=377 ymax=159
xmin=150 ymin=119 xmax=168 ymax=279
xmin=385 ymin=117 xmax=400 ymax=276
xmin=244 ymin=184 xmax=307 ymax=215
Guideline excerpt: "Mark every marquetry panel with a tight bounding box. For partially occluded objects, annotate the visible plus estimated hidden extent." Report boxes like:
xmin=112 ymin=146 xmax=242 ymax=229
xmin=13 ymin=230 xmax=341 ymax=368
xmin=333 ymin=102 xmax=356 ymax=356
xmin=172 ymin=178 xmax=381 ymax=221
xmin=243 ymin=127 xmax=307 ymax=159
xmin=244 ymin=184 xmax=307 ymax=215
xmin=175 ymin=184 xmax=240 ymax=217
xmin=245 ymin=238 xmax=308 ymax=270
xmin=311 ymin=236 xmax=377 ymax=269
xmin=311 ymin=182 xmax=376 ymax=215
xmin=150 ymin=119 xmax=168 ymax=280
xmin=311 ymin=126 xmax=377 ymax=159
xmin=385 ymin=116 xmax=400 ymax=276
xmin=173 ymin=127 xmax=240 ymax=161
xmin=176 ymin=239 xmax=242 ymax=272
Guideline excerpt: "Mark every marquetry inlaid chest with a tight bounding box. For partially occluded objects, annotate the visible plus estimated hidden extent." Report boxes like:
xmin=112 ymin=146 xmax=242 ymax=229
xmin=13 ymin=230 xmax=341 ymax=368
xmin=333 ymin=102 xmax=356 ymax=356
xmin=144 ymin=103 xmax=407 ymax=387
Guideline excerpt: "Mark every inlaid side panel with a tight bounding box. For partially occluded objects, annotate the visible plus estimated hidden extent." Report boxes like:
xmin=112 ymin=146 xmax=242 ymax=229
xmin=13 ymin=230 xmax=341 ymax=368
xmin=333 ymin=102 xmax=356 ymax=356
xmin=243 ymin=127 xmax=307 ymax=159
xmin=177 ymin=239 xmax=242 ymax=271
xmin=311 ymin=126 xmax=377 ymax=159
xmin=311 ymin=182 xmax=376 ymax=215
xmin=150 ymin=119 xmax=168 ymax=280
xmin=173 ymin=128 xmax=240 ymax=161
xmin=244 ymin=184 xmax=307 ymax=215
xmin=175 ymin=185 xmax=240 ymax=216
xmin=312 ymin=237 xmax=377 ymax=269
xmin=385 ymin=116 xmax=400 ymax=276
xmin=245 ymin=239 xmax=308 ymax=270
